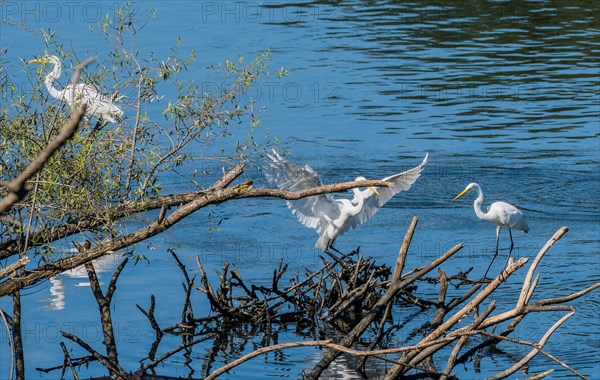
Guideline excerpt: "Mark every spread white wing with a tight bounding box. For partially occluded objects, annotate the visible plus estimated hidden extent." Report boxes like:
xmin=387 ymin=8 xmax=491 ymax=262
xmin=264 ymin=150 xmax=341 ymax=233
xmin=348 ymin=153 xmax=428 ymax=229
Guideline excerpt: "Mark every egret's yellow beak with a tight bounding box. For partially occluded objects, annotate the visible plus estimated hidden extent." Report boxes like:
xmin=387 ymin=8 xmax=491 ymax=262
xmin=28 ymin=56 xmax=51 ymax=65
xmin=368 ymin=186 xmax=380 ymax=196
xmin=453 ymin=187 xmax=470 ymax=201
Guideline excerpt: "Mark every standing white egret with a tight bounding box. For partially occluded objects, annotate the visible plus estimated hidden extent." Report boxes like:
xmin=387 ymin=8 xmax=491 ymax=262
xmin=264 ymin=150 xmax=428 ymax=251
xmin=453 ymin=182 xmax=529 ymax=279
xmin=28 ymin=55 xmax=123 ymax=123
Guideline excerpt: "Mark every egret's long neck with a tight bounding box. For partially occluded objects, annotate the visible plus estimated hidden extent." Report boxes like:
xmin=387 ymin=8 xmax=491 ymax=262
xmin=472 ymin=183 xmax=493 ymax=222
xmin=348 ymin=188 xmax=365 ymax=216
xmin=44 ymin=59 xmax=63 ymax=100
xmin=333 ymin=188 xmax=365 ymax=229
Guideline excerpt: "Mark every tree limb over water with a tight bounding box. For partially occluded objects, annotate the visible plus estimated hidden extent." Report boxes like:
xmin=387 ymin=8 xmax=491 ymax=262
xmin=0 ymin=158 xmax=392 ymax=296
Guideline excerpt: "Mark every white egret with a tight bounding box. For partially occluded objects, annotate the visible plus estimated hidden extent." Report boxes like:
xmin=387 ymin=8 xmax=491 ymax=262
xmin=28 ymin=55 xmax=123 ymax=123
xmin=264 ymin=150 xmax=428 ymax=251
xmin=453 ymin=182 xmax=529 ymax=278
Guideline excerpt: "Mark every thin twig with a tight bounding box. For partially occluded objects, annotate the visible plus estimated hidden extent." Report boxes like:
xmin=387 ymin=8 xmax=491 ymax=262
xmin=106 ymin=258 xmax=128 ymax=303
xmin=59 ymin=342 xmax=79 ymax=380
xmin=61 ymin=331 xmax=125 ymax=375
xmin=206 ymin=340 xmax=332 ymax=380
xmin=488 ymin=311 xmax=577 ymax=380
xmin=476 ymin=331 xmax=587 ymax=379
xmin=138 ymin=334 xmax=214 ymax=373
xmin=136 ymin=295 xmax=163 ymax=338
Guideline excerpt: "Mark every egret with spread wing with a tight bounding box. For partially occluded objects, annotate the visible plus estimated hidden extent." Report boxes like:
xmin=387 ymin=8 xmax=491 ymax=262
xmin=265 ymin=150 xmax=428 ymax=251
xmin=453 ymin=182 xmax=529 ymax=278
xmin=28 ymin=55 xmax=124 ymax=123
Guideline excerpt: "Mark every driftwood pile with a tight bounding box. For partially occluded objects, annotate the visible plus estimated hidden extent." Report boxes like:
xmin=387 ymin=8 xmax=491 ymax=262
xmin=28 ymin=218 xmax=598 ymax=379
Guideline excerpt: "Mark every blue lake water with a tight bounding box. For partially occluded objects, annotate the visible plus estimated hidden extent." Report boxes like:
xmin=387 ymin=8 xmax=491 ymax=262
xmin=1 ymin=1 xmax=599 ymax=379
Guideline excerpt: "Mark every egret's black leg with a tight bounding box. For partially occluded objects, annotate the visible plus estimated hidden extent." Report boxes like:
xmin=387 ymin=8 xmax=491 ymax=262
xmin=483 ymin=226 xmax=501 ymax=281
xmin=504 ymin=228 xmax=514 ymax=270
xmin=329 ymin=244 xmax=342 ymax=254
xmin=482 ymin=251 xmax=499 ymax=281
xmin=91 ymin=118 xmax=106 ymax=137
xmin=323 ymin=245 xmax=344 ymax=265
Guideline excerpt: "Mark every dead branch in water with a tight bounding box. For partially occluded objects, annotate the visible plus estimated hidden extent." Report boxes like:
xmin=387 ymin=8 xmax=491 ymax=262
xmin=197 ymin=225 xmax=595 ymax=380
xmin=33 ymin=222 xmax=598 ymax=379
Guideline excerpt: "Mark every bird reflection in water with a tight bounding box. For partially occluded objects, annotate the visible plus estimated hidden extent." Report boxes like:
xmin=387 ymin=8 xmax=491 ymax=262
xmin=41 ymin=252 xmax=120 ymax=310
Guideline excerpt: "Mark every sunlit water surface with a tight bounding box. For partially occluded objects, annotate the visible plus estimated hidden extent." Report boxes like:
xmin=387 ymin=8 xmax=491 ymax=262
xmin=1 ymin=1 xmax=598 ymax=379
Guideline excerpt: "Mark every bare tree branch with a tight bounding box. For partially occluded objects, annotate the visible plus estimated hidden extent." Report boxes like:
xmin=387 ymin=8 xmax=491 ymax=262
xmin=206 ymin=340 xmax=332 ymax=380
xmin=0 ymin=168 xmax=391 ymax=261
xmin=0 ymin=170 xmax=395 ymax=296
xmin=0 ymin=257 xmax=29 ymax=281
xmin=392 ymin=216 xmax=417 ymax=283
xmin=488 ymin=311 xmax=575 ymax=379
xmin=61 ymin=331 xmax=126 ymax=376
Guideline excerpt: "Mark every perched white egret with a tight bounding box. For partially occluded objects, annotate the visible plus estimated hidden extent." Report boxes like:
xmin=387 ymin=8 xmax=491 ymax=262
xmin=265 ymin=150 xmax=428 ymax=251
xmin=28 ymin=55 xmax=123 ymax=123
xmin=453 ymin=182 xmax=529 ymax=278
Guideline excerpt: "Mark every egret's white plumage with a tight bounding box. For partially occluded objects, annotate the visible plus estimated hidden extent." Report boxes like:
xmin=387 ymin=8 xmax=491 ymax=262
xmin=265 ymin=150 xmax=428 ymax=250
xmin=28 ymin=55 xmax=123 ymax=123
xmin=453 ymin=182 xmax=529 ymax=278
